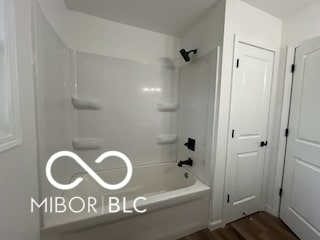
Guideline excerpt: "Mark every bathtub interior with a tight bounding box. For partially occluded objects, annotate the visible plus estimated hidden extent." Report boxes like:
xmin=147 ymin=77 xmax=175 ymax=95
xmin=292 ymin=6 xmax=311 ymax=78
xmin=65 ymin=163 xmax=196 ymax=204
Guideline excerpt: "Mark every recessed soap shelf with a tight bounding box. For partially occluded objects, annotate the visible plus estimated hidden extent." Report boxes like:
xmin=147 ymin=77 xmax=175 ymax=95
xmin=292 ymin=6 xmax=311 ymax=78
xmin=156 ymin=135 xmax=177 ymax=145
xmin=157 ymin=102 xmax=179 ymax=112
xmin=72 ymin=138 xmax=103 ymax=150
xmin=72 ymin=97 xmax=102 ymax=110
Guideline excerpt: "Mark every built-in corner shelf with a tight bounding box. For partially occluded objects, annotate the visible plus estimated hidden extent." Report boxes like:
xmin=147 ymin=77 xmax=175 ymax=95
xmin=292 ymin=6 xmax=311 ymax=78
xmin=156 ymin=135 xmax=177 ymax=145
xmin=71 ymin=97 xmax=102 ymax=110
xmin=157 ymin=102 xmax=179 ymax=112
xmin=72 ymin=138 xmax=103 ymax=150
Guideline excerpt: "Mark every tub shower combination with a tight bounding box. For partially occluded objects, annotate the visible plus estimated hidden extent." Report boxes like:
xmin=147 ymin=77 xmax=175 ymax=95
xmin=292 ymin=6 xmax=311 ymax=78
xmin=34 ymin=4 xmax=218 ymax=240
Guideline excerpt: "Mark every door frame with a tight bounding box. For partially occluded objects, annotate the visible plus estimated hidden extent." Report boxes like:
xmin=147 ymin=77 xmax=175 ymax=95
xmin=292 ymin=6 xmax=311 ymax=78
xmin=223 ymin=35 xmax=278 ymax=223
xmin=273 ymin=43 xmax=299 ymax=217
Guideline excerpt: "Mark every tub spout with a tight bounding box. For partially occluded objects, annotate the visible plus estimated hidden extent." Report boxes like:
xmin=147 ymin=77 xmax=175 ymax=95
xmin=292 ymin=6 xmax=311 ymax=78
xmin=178 ymin=158 xmax=193 ymax=167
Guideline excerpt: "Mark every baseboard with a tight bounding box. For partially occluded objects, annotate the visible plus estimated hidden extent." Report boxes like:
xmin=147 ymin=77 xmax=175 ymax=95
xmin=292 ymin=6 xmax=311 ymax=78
xmin=264 ymin=204 xmax=279 ymax=217
xmin=208 ymin=219 xmax=225 ymax=231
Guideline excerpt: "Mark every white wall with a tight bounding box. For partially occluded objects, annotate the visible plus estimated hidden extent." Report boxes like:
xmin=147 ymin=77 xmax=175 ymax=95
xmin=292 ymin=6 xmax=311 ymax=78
xmin=210 ymin=0 xmax=282 ymax=229
xmin=282 ymin=1 xmax=320 ymax=45
xmin=38 ymin=0 xmax=180 ymax=63
xmin=0 ymin=0 xmax=40 ymax=239
xmin=67 ymin=11 xmax=180 ymax=62
xmin=181 ymin=0 xmax=225 ymax=57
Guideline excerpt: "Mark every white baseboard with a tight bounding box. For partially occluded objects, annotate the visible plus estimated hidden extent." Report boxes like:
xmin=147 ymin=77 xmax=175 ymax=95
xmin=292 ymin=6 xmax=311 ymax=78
xmin=208 ymin=219 xmax=225 ymax=231
xmin=264 ymin=204 xmax=279 ymax=217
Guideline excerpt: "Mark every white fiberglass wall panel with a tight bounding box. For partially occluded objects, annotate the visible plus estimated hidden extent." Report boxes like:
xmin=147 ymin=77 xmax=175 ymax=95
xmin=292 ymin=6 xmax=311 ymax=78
xmin=177 ymin=49 xmax=218 ymax=184
xmin=34 ymin=5 xmax=74 ymax=224
xmin=73 ymin=51 xmax=178 ymax=170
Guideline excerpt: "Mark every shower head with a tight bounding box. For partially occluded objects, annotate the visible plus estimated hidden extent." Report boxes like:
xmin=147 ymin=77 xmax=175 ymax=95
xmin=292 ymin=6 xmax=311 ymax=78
xmin=179 ymin=48 xmax=197 ymax=62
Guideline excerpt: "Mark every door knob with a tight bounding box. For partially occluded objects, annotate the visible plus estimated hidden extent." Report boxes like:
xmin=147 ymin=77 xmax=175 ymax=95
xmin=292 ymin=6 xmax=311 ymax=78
xmin=260 ymin=141 xmax=268 ymax=147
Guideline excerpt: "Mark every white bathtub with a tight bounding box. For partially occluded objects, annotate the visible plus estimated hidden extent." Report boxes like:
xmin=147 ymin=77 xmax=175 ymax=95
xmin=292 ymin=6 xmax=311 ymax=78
xmin=41 ymin=162 xmax=210 ymax=240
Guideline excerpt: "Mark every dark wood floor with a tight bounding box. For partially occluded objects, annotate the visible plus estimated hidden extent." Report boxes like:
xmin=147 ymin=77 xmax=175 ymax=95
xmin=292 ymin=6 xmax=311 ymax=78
xmin=178 ymin=212 xmax=299 ymax=240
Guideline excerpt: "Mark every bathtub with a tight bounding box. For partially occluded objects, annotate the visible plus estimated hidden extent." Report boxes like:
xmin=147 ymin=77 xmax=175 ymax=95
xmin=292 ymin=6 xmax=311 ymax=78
xmin=41 ymin=162 xmax=210 ymax=240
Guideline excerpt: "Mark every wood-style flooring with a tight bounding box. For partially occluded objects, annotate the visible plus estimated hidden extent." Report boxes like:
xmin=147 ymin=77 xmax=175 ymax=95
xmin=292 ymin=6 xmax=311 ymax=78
xmin=178 ymin=212 xmax=299 ymax=240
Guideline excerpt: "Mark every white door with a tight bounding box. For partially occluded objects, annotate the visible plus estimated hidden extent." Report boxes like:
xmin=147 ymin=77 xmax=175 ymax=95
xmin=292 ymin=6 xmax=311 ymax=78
xmin=280 ymin=37 xmax=320 ymax=240
xmin=225 ymin=41 xmax=274 ymax=223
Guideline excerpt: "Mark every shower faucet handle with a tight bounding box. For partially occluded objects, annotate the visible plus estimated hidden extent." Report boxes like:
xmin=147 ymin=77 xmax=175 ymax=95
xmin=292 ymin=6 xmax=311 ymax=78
xmin=184 ymin=138 xmax=195 ymax=151
xmin=178 ymin=158 xmax=193 ymax=167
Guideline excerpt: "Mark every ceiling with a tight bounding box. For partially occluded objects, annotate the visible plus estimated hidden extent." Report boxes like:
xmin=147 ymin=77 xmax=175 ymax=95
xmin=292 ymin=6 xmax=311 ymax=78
xmin=64 ymin=0 xmax=318 ymax=37
xmin=241 ymin=0 xmax=319 ymax=19
xmin=64 ymin=0 xmax=218 ymax=37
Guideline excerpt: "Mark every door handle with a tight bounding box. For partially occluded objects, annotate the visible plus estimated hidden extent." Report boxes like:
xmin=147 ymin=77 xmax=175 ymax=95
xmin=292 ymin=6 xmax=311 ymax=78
xmin=260 ymin=141 xmax=268 ymax=147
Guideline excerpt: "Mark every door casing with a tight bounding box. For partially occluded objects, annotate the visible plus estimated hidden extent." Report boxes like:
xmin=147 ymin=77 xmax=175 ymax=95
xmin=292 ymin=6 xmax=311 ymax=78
xmin=273 ymin=44 xmax=298 ymax=218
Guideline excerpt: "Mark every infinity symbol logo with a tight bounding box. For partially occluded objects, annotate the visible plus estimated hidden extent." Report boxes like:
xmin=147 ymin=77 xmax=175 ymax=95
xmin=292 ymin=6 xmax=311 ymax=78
xmin=46 ymin=151 xmax=133 ymax=190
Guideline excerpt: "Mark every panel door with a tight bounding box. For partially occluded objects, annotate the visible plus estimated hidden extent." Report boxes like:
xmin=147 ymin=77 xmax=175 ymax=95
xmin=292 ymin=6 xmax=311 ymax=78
xmin=225 ymin=41 xmax=274 ymax=223
xmin=280 ymin=37 xmax=320 ymax=240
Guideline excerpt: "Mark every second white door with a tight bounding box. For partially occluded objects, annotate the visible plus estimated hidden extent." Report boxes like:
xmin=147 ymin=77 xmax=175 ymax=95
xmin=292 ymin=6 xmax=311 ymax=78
xmin=280 ymin=37 xmax=320 ymax=240
xmin=224 ymin=40 xmax=274 ymax=223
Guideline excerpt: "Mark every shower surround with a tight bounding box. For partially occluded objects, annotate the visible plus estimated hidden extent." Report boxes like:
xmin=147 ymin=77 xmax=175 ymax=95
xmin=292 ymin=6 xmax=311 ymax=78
xmin=34 ymin=2 xmax=219 ymax=239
